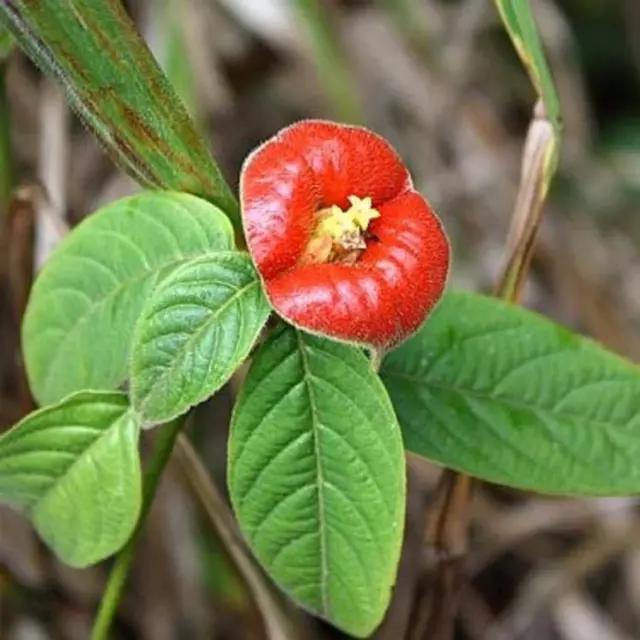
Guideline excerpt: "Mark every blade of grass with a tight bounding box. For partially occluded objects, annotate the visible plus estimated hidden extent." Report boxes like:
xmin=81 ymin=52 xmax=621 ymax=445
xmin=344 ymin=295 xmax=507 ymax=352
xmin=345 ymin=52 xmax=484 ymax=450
xmin=495 ymin=98 xmax=556 ymax=300
xmin=495 ymin=0 xmax=562 ymax=193
xmin=174 ymin=434 xmax=301 ymax=640
xmin=0 ymin=0 xmax=239 ymax=225
xmin=420 ymin=3 xmax=563 ymax=638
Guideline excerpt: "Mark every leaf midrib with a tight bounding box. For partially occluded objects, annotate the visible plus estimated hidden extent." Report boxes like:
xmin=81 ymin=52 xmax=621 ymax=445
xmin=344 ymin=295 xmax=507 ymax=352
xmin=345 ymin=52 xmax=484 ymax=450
xmin=31 ymin=410 xmax=132 ymax=513
xmin=381 ymin=369 xmax=640 ymax=432
xmin=33 ymin=256 xmax=192 ymax=399
xmin=295 ymin=330 xmax=330 ymax=617
xmin=137 ymin=272 xmax=260 ymax=416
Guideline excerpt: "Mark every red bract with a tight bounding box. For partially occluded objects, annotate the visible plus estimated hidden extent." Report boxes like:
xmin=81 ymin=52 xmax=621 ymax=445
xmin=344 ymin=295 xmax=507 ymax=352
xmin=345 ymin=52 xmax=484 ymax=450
xmin=240 ymin=120 xmax=450 ymax=349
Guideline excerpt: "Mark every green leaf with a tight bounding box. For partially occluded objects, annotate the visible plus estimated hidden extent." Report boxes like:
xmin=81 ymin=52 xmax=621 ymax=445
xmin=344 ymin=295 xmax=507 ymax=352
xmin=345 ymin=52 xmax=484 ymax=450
xmin=0 ymin=391 xmax=141 ymax=567
xmin=0 ymin=24 xmax=13 ymax=58
xmin=131 ymin=252 xmax=270 ymax=425
xmin=381 ymin=291 xmax=640 ymax=496
xmin=228 ymin=326 xmax=405 ymax=637
xmin=22 ymin=191 xmax=234 ymax=407
xmin=0 ymin=1 xmax=238 ymax=223
xmin=495 ymin=0 xmax=562 ymax=192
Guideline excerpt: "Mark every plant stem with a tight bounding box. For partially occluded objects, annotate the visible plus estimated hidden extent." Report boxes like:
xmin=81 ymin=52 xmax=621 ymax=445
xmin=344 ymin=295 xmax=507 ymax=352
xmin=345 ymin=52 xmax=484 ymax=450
xmin=369 ymin=347 xmax=385 ymax=373
xmin=174 ymin=434 xmax=298 ymax=640
xmin=419 ymin=100 xmax=556 ymax=640
xmin=494 ymin=100 xmax=555 ymax=302
xmin=90 ymin=418 xmax=183 ymax=640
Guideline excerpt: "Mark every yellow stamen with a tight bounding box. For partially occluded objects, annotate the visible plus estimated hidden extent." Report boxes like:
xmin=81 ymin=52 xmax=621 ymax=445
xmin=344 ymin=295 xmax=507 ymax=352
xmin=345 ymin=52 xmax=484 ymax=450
xmin=347 ymin=196 xmax=380 ymax=230
xmin=300 ymin=194 xmax=380 ymax=265
xmin=316 ymin=195 xmax=380 ymax=243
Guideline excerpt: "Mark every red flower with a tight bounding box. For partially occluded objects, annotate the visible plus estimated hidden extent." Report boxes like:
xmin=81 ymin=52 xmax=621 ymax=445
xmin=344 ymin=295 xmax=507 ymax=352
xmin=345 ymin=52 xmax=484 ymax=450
xmin=240 ymin=120 xmax=450 ymax=349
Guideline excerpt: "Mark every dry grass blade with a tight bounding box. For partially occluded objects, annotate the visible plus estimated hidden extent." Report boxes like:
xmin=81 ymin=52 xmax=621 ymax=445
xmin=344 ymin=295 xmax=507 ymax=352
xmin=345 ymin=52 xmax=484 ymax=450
xmin=35 ymin=78 xmax=68 ymax=271
xmin=495 ymin=99 xmax=556 ymax=301
xmin=489 ymin=522 xmax=640 ymax=639
xmin=173 ymin=434 xmax=304 ymax=640
xmin=420 ymin=97 xmax=558 ymax=640
xmin=419 ymin=0 xmax=563 ymax=632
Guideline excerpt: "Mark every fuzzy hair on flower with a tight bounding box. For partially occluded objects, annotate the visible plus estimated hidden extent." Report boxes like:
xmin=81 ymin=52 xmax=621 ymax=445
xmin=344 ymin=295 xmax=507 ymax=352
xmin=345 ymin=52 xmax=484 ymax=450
xmin=240 ymin=119 xmax=450 ymax=350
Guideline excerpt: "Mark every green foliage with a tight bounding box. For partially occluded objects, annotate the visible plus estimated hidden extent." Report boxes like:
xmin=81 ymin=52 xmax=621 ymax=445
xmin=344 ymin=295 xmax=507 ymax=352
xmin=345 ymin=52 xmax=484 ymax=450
xmin=0 ymin=1 xmax=238 ymax=222
xmin=131 ymin=252 xmax=271 ymax=425
xmin=381 ymin=291 xmax=640 ymax=496
xmin=494 ymin=0 xmax=562 ymax=190
xmin=0 ymin=391 xmax=141 ymax=567
xmin=228 ymin=326 xmax=405 ymax=638
xmin=0 ymin=24 xmax=13 ymax=58
xmin=22 ymin=192 xmax=233 ymax=407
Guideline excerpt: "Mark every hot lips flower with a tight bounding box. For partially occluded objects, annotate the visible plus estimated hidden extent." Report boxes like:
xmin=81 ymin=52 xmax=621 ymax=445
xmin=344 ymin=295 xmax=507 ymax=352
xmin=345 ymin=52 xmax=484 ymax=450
xmin=240 ymin=120 xmax=450 ymax=349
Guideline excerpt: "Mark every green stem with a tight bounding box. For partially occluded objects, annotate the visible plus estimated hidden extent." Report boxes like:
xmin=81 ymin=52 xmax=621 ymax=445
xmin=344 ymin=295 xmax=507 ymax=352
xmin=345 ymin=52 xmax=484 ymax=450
xmin=369 ymin=347 xmax=384 ymax=373
xmin=90 ymin=418 xmax=183 ymax=640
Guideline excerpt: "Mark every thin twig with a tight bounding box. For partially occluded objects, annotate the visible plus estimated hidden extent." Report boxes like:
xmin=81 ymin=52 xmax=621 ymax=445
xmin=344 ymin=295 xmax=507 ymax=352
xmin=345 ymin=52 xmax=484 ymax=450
xmin=411 ymin=470 xmax=472 ymax=640
xmin=494 ymin=100 xmax=556 ymax=301
xmin=418 ymin=99 xmax=556 ymax=639
xmin=36 ymin=78 xmax=68 ymax=271
xmin=91 ymin=419 xmax=184 ymax=640
xmin=488 ymin=521 xmax=640 ymax=639
xmin=173 ymin=434 xmax=301 ymax=640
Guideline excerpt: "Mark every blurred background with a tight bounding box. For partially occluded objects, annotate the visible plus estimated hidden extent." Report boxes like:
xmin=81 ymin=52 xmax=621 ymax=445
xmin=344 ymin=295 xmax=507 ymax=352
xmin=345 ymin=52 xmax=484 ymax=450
xmin=2 ymin=0 xmax=640 ymax=638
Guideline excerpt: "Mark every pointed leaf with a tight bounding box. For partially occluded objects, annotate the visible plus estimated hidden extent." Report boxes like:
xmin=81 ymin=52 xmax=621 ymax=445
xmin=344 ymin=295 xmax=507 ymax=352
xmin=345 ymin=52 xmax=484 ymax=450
xmin=131 ymin=251 xmax=270 ymax=425
xmin=228 ymin=326 xmax=405 ymax=638
xmin=0 ymin=391 xmax=141 ymax=567
xmin=22 ymin=191 xmax=233 ymax=407
xmin=381 ymin=291 xmax=640 ymax=496
xmin=495 ymin=0 xmax=561 ymax=192
xmin=0 ymin=1 xmax=238 ymax=222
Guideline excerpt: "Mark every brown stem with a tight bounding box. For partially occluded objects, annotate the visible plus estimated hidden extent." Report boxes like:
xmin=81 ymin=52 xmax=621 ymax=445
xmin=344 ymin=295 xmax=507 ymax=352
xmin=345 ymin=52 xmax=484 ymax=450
xmin=417 ymin=99 xmax=556 ymax=639
xmin=173 ymin=434 xmax=302 ymax=640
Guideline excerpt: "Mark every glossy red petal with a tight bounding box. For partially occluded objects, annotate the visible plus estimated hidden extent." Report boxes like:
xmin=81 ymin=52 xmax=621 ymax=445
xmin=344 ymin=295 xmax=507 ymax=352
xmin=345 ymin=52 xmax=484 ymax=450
xmin=278 ymin=120 xmax=412 ymax=209
xmin=265 ymin=191 xmax=449 ymax=348
xmin=240 ymin=139 xmax=320 ymax=280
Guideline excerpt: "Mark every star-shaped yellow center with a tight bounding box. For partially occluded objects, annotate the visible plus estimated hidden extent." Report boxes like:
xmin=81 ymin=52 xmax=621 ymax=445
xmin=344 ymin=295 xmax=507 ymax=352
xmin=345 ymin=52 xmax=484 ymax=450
xmin=316 ymin=195 xmax=380 ymax=241
xmin=300 ymin=195 xmax=381 ymax=265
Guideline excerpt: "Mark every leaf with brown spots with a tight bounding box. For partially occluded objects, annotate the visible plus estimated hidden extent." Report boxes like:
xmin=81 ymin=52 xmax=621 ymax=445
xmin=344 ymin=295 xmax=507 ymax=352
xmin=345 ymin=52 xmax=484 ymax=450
xmin=0 ymin=0 xmax=239 ymax=225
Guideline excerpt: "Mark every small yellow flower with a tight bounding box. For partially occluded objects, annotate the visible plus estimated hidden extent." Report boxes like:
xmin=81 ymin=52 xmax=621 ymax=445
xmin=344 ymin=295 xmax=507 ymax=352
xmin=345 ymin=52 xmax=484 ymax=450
xmin=316 ymin=195 xmax=380 ymax=242
xmin=346 ymin=196 xmax=380 ymax=230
